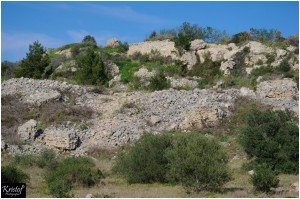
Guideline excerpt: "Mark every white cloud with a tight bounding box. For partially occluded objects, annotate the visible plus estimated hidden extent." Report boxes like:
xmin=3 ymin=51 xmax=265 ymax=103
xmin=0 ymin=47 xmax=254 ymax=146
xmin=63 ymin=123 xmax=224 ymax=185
xmin=2 ymin=32 xmax=63 ymax=51
xmin=1 ymin=32 xmax=64 ymax=61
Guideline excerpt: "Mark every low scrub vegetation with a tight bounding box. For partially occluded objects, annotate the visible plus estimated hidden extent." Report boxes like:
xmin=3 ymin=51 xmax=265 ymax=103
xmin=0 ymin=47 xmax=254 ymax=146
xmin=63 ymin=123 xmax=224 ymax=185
xmin=250 ymin=163 xmax=279 ymax=193
xmin=1 ymin=165 xmax=30 ymax=183
xmin=45 ymin=156 xmax=104 ymax=197
xmin=238 ymin=108 xmax=299 ymax=174
xmin=113 ymin=132 xmax=231 ymax=192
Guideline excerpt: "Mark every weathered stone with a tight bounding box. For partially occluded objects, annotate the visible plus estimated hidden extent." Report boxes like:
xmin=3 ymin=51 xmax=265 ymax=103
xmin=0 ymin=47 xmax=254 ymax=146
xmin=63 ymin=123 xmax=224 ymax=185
xmin=276 ymin=48 xmax=287 ymax=58
xmin=43 ymin=127 xmax=79 ymax=150
xmin=106 ymin=38 xmax=120 ymax=48
xmin=248 ymin=170 xmax=254 ymax=175
xmin=220 ymin=59 xmax=235 ymax=75
xmin=180 ymin=51 xmax=198 ymax=70
xmin=17 ymin=119 xmax=38 ymax=141
xmin=167 ymin=77 xmax=198 ymax=89
xmin=106 ymin=62 xmax=120 ymax=77
xmin=190 ymin=39 xmax=206 ymax=51
xmin=150 ymin=115 xmax=161 ymax=125
xmin=256 ymin=78 xmax=298 ymax=99
xmin=127 ymin=40 xmax=178 ymax=59
xmin=246 ymin=41 xmax=274 ymax=54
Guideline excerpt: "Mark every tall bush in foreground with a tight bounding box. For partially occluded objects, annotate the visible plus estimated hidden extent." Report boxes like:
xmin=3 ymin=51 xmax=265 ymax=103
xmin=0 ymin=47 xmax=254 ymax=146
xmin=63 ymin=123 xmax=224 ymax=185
xmin=166 ymin=133 xmax=231 ymax=192
xmin=113 ymin=133 xmax=172 ymax=183
xmin=250 ymin=164 xmax=279 ymax=193
xmin=239 ymin=109 xmax=299 ymax=174
xmin=45 ymin=156 xmax=103 ymax=197
xmin=113 ymin=132 xmax=231 ymax=192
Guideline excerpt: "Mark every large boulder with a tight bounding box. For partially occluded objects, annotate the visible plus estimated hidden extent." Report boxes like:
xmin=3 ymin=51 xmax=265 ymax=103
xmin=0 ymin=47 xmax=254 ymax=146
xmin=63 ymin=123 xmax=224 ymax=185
xmin=180 ymin=106 xmax=226 ymax=130
xmin=180 ymin=51 xmax=198 ymax=70
xmin=190 ymin=39 xmax=206 ymax=51
xmin=245 ymin=41 xmax=274 ymax=54
xmin=106 ymin=38 xmax=120 ymax=48
xmin=17 ymin=119 xmax=38 ymax=141
xmin=43 ymin=127 xmax=79 ymax=150
xmin=127 ymin=40 xmax=178 ymax=59
xmin=220 ymin=59 xmax=236 ymax=75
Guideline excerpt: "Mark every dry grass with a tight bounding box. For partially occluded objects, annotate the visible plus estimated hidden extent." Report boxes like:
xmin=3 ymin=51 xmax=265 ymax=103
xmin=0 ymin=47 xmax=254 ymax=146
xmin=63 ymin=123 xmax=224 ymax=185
xmin=1 ymin=152 xmax=298 ymax=198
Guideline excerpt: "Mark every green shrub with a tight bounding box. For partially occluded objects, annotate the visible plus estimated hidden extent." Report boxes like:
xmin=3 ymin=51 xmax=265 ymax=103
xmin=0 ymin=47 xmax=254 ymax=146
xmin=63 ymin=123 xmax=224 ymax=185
xmin=45 ymin=156 xmax=103 ymax=197
xmin=82 ymin=35 xmax=97 ymax=46
xmin=14 ymin=41 xmax=50 ymax=79
xmin=1 ymin=165 xmax=30 ymax=183
xmin=36 ymin=149 xmax=57 ymax=168
xmin=147 ymin=72 xmax=171 ymax=91
xmin=238 ymin=108 xmax=299 ymax=174
xmin=113 ymin=133 xmax=172 ymax=183
xmin=250 ymin=164 xmax=279 ymax=193
xmin=174 ymin=32 xmax=191 ymax=51
xmin=277 ymin=59 xmax=291 ymax=73
xmin=75 ymin=47 xmax=109 ymax=85
xmin=266 ymin=53 xmax=276 ymax=65
xmin=230 ymin=31 xmax=250 ymax=44
xmin=166 ymin=133 xmax=231 ymax=192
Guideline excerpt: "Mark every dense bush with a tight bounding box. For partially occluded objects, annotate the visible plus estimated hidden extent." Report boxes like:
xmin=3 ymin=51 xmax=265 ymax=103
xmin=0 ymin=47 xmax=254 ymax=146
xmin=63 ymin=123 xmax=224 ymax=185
xmin=113 ymin=133 xmax=172 ymax=183
xmin=250 ymin=164 xmax=279 ymax=193
xmin=14 ymin=41 xmax=50 ymax=79
xmin=238 ymin=108 xmax=299 ymax=174
xmin=166 ymin=133 xmax=231 ymax=192
xmin=75 ymin=47 xmax=109 ymax=85
xmin=1 ymin=61 xmax=19 ymax=80
xmin=114 ymin=132 xmax=231 ymax=192
xmin=45 ymin=156 xmax=103 ymax=197
xmin=230 ymin=32 xmax=250 ymax=44
xmin=147 ymin=72 xmax=171 ymax=91
xmin=82 ymin=35 xmax=97 ymax=46
xmin=1 ymin=165 xmax=30 ymax=183
xmin=188 ymin=53 xmax=222 ymax=88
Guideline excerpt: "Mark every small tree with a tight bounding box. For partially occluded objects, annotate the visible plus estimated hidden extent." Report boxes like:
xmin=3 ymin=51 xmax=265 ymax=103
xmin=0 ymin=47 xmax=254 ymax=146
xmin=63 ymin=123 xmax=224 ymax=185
xmin=147 ymin=71 xmax=171 ymax=91
xmin=239 ymin=109 xmax=299 ymax=174
xmin=113 ymin=133 xmax=172 ymax=183
xmin=82 ymin=35 xmax=97 ymax=46
xmin=250 ymin=164 xmax=279 ymax=193
xmin=14 ymin=41 xmax=50 ymax=79
xmin=75 ymin=47 xmax=109 ymax=85
xmin=166 ymin=133 xmax=231 ymax=192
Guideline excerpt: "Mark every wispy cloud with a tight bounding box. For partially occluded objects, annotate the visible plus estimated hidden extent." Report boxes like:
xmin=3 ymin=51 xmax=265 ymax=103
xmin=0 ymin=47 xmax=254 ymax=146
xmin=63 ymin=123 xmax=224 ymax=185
xmin=84 ymin=3 xmax=171 ymax=24
xmin=1 ymin=32 xmax=64 ymax=61
xmin=2 ymin=32 xmax=63 ymax=51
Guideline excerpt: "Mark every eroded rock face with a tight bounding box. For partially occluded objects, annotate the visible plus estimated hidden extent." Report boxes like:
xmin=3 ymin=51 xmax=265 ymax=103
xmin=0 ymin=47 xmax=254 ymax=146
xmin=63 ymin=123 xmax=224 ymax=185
xmin=106 ymin=38 xmax=120 ymax=48
xmin=256 ymin=78 xmax=298 ymax=99
xmin=17 ymin=119 xmax=38 ymax=141
xmin=43 ymin=127 xmax=79 ymax=150
xmin=190 ymin=39 xmax=206 ymax=51
xmin=1 ymin=78 xmax=87 ymax=105
xmin=127 ymin=40 xmax=178 ymax=59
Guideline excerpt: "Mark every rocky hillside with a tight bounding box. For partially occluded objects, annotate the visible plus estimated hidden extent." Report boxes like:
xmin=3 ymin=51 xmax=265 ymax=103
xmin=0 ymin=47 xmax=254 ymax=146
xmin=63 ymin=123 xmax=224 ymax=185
xmin=1 ymin=37 xmax=299 ymax=156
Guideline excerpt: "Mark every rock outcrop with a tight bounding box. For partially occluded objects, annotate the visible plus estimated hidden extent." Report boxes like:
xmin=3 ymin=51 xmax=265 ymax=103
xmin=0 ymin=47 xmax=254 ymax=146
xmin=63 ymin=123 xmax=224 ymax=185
xmin=106 ymin=38 xmax=120 ymax=48
xmin=17 ymin=119 xmax=38 ymax=141
xmin=43 ymin=127 xmax=80 ymax=150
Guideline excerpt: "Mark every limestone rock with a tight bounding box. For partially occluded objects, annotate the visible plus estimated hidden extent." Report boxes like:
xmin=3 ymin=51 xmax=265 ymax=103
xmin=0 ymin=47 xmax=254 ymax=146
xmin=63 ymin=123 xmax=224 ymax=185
xmin=17 ymin=119 xmax=38 ymax=141
xmin=106 ymin=38 xmax=120 ymax=48
xmin=150 ymin=115 xmax=161 ymax=126
xmin=248 ymin=170 xmax=254 ymax=175
xmin=190 ymin=39 xmax=206 ymax=51
xmin=256 ymin=78 xmax=298 ymax=99
xmin=106 ymin=62 xmax=119 ymax=77
xmin=180 ymin=51 xmax=197 ymax=70
xmin=246 ymin=41 xmax=274 ymax=54
xmin=180 ymin=106 xmax=226 ymax=130
xmin=276 ymin=48 xmax=287 ymax=58
xmin=220 ymin=59 xmax=236 ymax=75
xmin=43 ymin=127 xmax=79 ymax=150
xmin=167 ymin=77 xmax=198 ymax=89
xmin=127 ymin=40 xmax=178 ymax=59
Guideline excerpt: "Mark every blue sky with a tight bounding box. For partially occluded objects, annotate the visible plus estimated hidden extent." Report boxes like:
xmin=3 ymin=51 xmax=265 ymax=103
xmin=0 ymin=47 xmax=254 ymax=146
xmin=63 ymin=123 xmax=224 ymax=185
xmin=1 ymin=1 xmax=299 ymax=62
